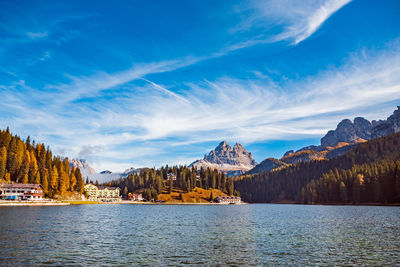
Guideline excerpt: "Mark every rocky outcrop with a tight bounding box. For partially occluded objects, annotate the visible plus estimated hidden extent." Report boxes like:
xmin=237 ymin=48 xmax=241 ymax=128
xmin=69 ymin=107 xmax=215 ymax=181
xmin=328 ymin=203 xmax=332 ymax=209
xmin=69 ymin=159 xmax=96 ymax=178
xmin=189 ymin=141 xmax=257 ymax=174
xmin=321 ymin=119 xmax=369 ymax=147
xmin=371 ymin=106 xmax=400 ymax=138
xmin=320 ymin=108 xmax=400 ymax=148
xmin=281 ymin=150 xmax=327 ymax=164
xmin=247 ymin=158 xmax=288 ymax=174
xmin=248 ymin=106 xmax=400 ymax=175
xmin=283 ymin=150 xmax=294 ymax=157
xmin=354 ymin=117 xmax=372 ymax=140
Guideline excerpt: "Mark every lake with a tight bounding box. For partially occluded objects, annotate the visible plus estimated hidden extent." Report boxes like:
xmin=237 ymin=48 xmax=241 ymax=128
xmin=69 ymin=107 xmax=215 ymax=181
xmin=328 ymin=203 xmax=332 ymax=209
xmin=0 ymin=204 xmax=399 ymax=266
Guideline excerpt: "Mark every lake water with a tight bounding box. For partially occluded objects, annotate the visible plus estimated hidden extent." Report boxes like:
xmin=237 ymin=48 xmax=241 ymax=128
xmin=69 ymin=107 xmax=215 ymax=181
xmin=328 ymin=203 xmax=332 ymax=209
xmin=0 ymin=204 xmax=399 ymax=266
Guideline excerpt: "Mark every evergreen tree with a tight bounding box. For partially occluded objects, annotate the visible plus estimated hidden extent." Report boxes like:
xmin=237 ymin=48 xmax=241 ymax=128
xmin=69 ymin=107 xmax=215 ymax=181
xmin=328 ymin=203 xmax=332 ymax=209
xmin=22 ymin=173 xmax=28 ymax=184
xmin=41 ymin=170 xmax=48 ymax=192
xmin=70 ymin=171 xmax=77 ymax=191
xmin=34 ymin=171 xmax=40 ymax=184
xmin=50 ymin=166 xmax=58 ymax=190
xmin=0 ymin=146 xmax=6 ymax=180
xmin=4 ymin=172 xmax=10 ymax=182
xmin=339 ymin=181 xmax=348 ymax=202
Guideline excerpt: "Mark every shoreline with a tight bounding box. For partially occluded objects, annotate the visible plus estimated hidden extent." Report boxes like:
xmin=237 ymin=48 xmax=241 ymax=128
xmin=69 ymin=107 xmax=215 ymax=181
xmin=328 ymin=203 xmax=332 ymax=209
xmin=64 ymin=200 xmax=248 ymax=205
xmin=264 ymin=201 xmax=400 ymax=206
xmin=0 ymin=201 xmax=70 ymax=206
xmin=2 ymin=200 xmax=398 ymax=206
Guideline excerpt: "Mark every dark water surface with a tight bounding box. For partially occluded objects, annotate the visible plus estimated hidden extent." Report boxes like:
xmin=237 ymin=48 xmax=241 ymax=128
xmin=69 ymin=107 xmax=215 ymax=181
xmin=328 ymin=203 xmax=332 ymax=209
xmin=0 ymin=204 xmax=399 ymax=266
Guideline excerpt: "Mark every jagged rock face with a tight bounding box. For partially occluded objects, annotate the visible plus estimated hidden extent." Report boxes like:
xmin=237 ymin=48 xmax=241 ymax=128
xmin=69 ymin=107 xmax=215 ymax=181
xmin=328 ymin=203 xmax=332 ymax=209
xmin=247 ymin=106 xmax=400 ymax=176
xmin=248 ymin=158 xmax=287 ymax=174
xmin=283 ymin=150 xmax=294 ymax=157
xmin=203 ymin=141 xmax=257 ymax=167
xmin=321 ymin=118 xmax=371 ymax=147
xmin=371 ymin=106 xmax=400 ymax=138
xmin=354 ymin=117 xmax=372 ymax=140
xmin=69 ymin=158 xmax=96 ymax=178
xmin=189 ymin=141 xmax=257 ymax=174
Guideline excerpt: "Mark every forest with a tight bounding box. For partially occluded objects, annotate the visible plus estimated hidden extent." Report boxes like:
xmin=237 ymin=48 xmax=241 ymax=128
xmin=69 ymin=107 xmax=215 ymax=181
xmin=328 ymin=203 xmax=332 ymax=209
xmin=0 ymin=128 xmax=85 ymax=197
xmin=234 ymin=133 xmax=400 ymax=204
xmin=108 ymin=165 xmax=236 ymax=201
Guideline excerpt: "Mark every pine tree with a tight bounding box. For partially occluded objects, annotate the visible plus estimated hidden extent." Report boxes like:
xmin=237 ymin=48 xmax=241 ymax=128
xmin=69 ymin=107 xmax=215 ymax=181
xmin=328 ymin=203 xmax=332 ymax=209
xmin=339 ymin=182 xmax=348 ymax=202
xmin=0 ymin=146 xmax=6 ymax=180
xmin=4 ymin=172 xmax=10 ymax=182
xmin=41 ymin=170 xmax=48 ymax=192
xmin=70 ymin=171 xmax=77 ymax=191
xmin=186 ymin=178 xmax=191 ymax=193
xmin=58 ymin=169 xmax=67 ymax=195
xmin=50 ymin=166 xmax=58 ymax=190
xmin=34 ymin=172 xmax=40 ymax=184
xmin=227 ymin=179 xmax=234 ymax=196
xmin=22 ymin=173 xmax=28 ymax=183
xmin=17 ymin=151 xmax=30 ymax=182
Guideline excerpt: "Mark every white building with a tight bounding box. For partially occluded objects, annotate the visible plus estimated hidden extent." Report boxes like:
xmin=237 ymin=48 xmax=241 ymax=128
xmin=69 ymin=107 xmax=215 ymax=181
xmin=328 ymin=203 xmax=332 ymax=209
xmin=84 ymin=184 xmax=121 ymax=201
xmin=0 ymin=183 xmax=44 ymax=200
xmin=215 ymin=196 xmax=241 ymax=204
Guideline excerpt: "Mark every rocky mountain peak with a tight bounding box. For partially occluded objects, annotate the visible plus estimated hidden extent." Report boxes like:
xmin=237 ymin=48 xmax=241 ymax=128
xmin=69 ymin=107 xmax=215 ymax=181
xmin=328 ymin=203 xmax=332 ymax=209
xmin=69 ymin=158 xmax=96 ymax=179
xmin=215 ymin=141 xmax=231 ymax=151
xmin=321 ymin=117 xmax=371 ymax=147
xmin=354 ymin=117 xmax=372 ymax=140
xmin=371 ymin=106 xmax=400 ymax=138
xmin=190 ymin=141 xmax=257 ymax=175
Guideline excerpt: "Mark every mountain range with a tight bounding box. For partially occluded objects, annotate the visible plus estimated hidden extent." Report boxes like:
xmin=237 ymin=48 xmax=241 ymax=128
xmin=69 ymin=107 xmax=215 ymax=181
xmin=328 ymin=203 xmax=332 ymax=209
xmin=248 ymin=106 xmax=400 ymax=174
xmin=72 ymin=106 xmax=400 ymax=180
xmin=69 ymin=159 xmax=147 ymax=184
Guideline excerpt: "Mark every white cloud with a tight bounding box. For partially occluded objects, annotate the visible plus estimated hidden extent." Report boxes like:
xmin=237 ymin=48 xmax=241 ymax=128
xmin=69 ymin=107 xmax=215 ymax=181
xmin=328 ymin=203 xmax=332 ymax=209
xmin=273 ymin=0 xmax=352 ymax=44
xmin=232 ymin=0 xmax=352 ymax=46
xmin=26 ymin=31 xmax=48 ymax=40
xmin=1 ymin=43 xmax=399 ymax=171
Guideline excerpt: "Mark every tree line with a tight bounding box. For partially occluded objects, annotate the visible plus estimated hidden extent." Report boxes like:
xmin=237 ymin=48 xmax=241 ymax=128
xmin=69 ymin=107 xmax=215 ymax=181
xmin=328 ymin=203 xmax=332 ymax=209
xmin=108 ymin=165 xmax=236 ymax=201
xmin=234 ymin=133 xmax=400 ymax=204
xmin=0 ymin=128 xmax=85 ymax=197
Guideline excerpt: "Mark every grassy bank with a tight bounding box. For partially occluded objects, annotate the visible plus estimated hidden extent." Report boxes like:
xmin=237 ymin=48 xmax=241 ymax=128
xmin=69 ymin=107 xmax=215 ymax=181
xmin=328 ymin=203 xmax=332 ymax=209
xmin=158 ymin=187 xmax=228 ymax=203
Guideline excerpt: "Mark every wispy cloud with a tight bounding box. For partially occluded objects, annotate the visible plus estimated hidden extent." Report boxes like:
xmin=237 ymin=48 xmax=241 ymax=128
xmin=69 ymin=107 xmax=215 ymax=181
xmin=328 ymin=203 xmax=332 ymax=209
xmin=273 ymin=0 xmax=352 ymax=44
xmin=49 ymin=57 xmax=202 ymax=103
xmin=231 ymin=0 xmax=352 ymax=47
xmin=2 ymin=43 xmax=398 ymax=171
xmin=26 ymin=31 xmax=48 ymax=40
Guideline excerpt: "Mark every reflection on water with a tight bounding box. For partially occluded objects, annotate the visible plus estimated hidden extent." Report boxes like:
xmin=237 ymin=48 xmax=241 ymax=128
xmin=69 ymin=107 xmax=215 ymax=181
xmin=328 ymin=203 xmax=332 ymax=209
xmin=0 ymin=204 xmax=399 ymax=266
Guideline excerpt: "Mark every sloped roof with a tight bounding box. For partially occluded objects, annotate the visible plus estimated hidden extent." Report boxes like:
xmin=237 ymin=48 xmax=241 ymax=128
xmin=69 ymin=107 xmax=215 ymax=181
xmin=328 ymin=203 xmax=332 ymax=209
xmin=0 ymin=183 xmax=43 ymax=189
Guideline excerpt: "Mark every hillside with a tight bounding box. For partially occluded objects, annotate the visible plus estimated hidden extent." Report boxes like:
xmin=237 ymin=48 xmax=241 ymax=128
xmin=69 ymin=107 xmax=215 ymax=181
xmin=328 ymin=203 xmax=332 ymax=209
xmin=235 ymin=133 xmax=400 ymax=204
xmin=109 ymin=165 xmax=237 ymax=201
xmin=158 ymin=187 xmax=228 ymax=203
xmin=0 ymin=128 xmax=85 ymax=197
xmin=248 ymin=106 xmax=400 ymax=174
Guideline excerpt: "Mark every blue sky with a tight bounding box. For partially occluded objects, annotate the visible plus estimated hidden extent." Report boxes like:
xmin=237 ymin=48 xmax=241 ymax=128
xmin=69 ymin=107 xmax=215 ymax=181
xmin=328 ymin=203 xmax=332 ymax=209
xmin=1 ymin=0 xmax=400 ymax=172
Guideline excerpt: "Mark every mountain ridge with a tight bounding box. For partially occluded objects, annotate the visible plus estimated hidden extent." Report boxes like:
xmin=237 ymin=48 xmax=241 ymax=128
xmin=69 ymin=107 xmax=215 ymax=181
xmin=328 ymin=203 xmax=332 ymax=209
xmin=248 ymin=106 xmax=400 ymax=174
xmin=189 ymin=141 xmax=257 ymax=176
